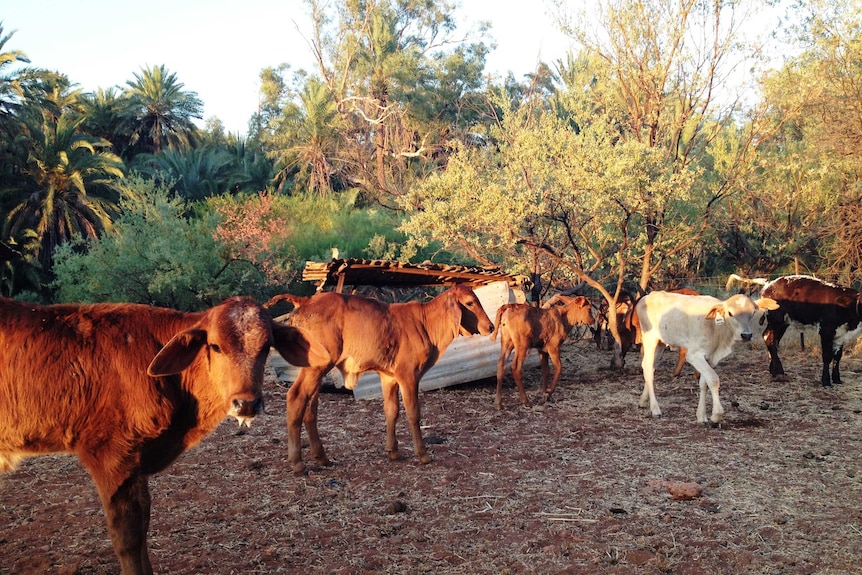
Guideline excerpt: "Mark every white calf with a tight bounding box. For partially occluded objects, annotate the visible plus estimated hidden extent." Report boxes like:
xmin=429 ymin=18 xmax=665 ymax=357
xmin=635 ymin=291 xmax=778 ymax=424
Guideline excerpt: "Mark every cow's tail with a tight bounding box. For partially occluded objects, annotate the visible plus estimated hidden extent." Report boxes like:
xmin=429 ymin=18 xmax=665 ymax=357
xmin=491 ymin=305 xmax=509 ymax=341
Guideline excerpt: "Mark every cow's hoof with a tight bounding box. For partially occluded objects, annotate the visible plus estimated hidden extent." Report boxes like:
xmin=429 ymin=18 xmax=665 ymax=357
xmin=418 ymin=453 xmax=433 ymax=465
xmin=291 ymin=464 xmax=308 ymax=476
xmin=386 ymin=450 xmax=402 ymax=462
xmin=772 ymin=374 xmax=790 ymax=382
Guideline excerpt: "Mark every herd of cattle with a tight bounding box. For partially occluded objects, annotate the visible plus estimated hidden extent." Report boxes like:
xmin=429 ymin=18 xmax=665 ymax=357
xmin=1 ymin=274 xmax=860 ymax=574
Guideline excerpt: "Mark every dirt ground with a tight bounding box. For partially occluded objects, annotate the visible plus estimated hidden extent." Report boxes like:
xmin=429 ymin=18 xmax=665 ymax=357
xmin=2 ymin=326 xmax=861 ymax=575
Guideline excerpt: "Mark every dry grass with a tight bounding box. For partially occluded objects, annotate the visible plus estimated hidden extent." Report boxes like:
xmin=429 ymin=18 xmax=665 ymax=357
xmin=2 ymin=327 xmax=862 ymax=574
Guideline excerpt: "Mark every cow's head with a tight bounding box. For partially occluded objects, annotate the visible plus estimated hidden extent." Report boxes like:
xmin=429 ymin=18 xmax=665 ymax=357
xmin=706 ymin=294 xmax=779 ymax=341
xmin=449 ymin=284 xmax=494 ymax=337
xmin=147 ymin=298 xmax=325 ymax=427
xmin=560 ymin=295 xmax=596 ymax=329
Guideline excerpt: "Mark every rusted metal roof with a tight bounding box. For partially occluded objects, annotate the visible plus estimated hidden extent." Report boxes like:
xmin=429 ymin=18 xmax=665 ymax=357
xmin=302 ymin=258 xmax=531 ymax=292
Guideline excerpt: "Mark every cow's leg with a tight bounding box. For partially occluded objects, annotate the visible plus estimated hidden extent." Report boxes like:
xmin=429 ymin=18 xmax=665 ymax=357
xmin=510 ymin=348 xmax=532 ymax=408
xmin=542 ymin=347 xmax=564 ymax=403
xmin=286 ymin=368 xmax=328 ymax=475
xmin=495 ymin=341 xmax=513 ymax=410
xmin=379 ymin=375 xmax=403 ymax=461
xmin=137 ymin=478 xmax=152 ymax=575
xmin=831 ymin=346 xmax=844 ymax=385
xmin=639 ymin=338 xmax=663 ymax=417
xmin=686 ymin=354 xmax=723 ymax=424
xmin=537 ymin=351 xmax=551 ymax=402
xmin=93 ymin=473 xmax=153 ymax=575
xmin=763 ymin=317 xmax=789 ymax=380
xmin=400 ymin=379 xmax=431 ymax=465
xmin=303 ymin=384 xmax=331 ymax=467
xmin=818 ymin=329 xmax=837 ymax=386
xmin=390 ymin=375 xmax=432 ymax=465
xmin=671 ymin=348 xmax=687 ymax=377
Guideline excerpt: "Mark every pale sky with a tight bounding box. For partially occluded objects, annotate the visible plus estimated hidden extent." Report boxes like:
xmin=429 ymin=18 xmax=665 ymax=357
xmin=4 ymin=1 xmax=571 ymax=135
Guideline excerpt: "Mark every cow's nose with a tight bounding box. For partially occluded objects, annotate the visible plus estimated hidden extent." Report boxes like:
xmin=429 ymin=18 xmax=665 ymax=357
xmin=741 ymin=333 xmax=753 ymax=342
xmin=233 ymin=397 xmax=264 ymax=417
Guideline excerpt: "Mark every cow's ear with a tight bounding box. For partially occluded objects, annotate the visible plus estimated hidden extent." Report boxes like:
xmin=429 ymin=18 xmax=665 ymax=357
xmin=705 ymin=305 xmax=725 ymax=321
xmin=148 ymin=329 xmax=207 ymax=376
xmin=757 ymin=297 xmax=780 ymax=311
xmin=449 ymin=296 xmax=466 ymax=337
xmin=271 ymin=322 xmax=329 ymax=367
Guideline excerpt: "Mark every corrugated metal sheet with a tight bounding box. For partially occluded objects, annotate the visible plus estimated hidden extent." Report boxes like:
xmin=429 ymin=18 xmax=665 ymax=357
xmin=269 ymin=281 xmax=540 ymax=399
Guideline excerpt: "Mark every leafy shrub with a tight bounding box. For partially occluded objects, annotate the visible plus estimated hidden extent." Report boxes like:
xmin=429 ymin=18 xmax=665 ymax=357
xmin=51 ymin=176 xmax=265 ymax=309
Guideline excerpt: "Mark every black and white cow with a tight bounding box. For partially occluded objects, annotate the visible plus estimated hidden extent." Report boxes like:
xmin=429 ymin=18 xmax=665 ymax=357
xmin=761 ymin=275 xmax=862 ymax=387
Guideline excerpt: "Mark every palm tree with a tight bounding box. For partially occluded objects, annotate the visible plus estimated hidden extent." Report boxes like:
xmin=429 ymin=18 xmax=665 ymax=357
xmin=124 ymin=64 xmax=203 ymax=156
xmin=4 ymin=98 xmax=125 ymax=272
xmin=226 ymin=136 xmax=276 ymax=192
xmin=268 ymin=77 xmax=342 ymax=195
xmin=0 ymin=23 xmax=30 ymax=195
xmin=0 ymin=22 xmax=30 ymax=120
xmin=131 ymin=146 xmax=238 ymax=200
xmin=80 ymin=87 xmax=135 ymax=159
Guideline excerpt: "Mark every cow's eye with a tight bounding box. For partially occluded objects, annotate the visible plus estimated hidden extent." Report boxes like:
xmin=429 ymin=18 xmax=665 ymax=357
xmin=210 ymin=343 xmax=222 ymax=353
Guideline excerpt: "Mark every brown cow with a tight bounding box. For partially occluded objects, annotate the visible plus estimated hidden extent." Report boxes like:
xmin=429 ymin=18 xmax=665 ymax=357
xmin=281 ymin=284 xmax=494 ymax=475
xmin=491 ymin=295 xmax=595 ymax=410
xmin=0 ymin=297 xmax=325 ymax=575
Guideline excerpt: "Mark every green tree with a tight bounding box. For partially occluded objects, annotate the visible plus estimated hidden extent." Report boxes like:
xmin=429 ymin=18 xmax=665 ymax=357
xmin=404 ymin=0 xmax=781 ymax=367
xmin=0 ymin=22 xmax=30 ymax=122
xmin=746 ymin=0 xmax=862 ymax=283
xmin=123 ymin=64 xmax=203 ymax=156
xmin=2 ymin=77 xmax=125 ymax=283
xmin=131 ymin=146 xmax=238 ymax=200
xmin=0 ymin=22 xmax=31 ymax=197
xmin=298 ymin=0 xmax=490 ymax=204
xmin=79 ymin=87 xmax=134 ymax=158
xmin=51 ymin=176 xmax=259 ymax=308
xmin=267 ymin=76 xmax=344 ymax=195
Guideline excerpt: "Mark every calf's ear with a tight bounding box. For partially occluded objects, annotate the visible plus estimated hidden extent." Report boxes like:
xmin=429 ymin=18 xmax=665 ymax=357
xmin=148 ymin=329 xmax=207 ymax=376
xmin=271 ymin=323 xmax=329 ymax=367
xmin=705 ymin=305 xmax=726 ymax=322
xmin=757 ymin=297 xmax=780 ymax=311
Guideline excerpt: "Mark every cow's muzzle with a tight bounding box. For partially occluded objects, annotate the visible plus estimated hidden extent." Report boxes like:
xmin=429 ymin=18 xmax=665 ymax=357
xmin=231 ymin=397 xmax=264 ymax=427
xmin=741 ymin=333 xmax=753 ymax=342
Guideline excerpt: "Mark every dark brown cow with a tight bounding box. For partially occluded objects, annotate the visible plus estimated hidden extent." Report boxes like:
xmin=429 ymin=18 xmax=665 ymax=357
xmin=280 ymin=284 xmax=494 ymax=475
xmin=0 ymin=297 xmax=325 ymax=575
xmin=492 ymin=295 xmax=595 ymax=410
xmin=761 ymin=275 xmax=862 ymax=386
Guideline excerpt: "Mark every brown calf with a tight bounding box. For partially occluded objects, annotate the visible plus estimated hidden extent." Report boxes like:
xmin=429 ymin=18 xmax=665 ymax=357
xmin=0 ymin=297 xmax=324 ymax=575
xmin=280 ymin=284 xmax=494 ymax=475
xmin=491 ymin=295 xmax=595 ymax=410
